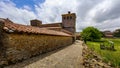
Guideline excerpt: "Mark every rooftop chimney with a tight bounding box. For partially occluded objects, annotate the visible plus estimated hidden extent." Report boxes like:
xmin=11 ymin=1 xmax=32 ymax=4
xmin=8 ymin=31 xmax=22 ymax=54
xmin=30 ymin=19 xmax=42 ymax=27
xmin=68 ymin=11 xmax=71 ymax=14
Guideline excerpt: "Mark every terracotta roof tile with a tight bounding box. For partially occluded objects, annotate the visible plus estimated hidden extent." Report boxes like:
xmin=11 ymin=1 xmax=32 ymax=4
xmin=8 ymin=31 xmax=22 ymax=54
xmin=0 ymin=18 xmax=72 ymax=37
xmin=61 ymin=29 xmax=73 ymax=35
xmin=39 ymin=23 xmax=62 ymax=27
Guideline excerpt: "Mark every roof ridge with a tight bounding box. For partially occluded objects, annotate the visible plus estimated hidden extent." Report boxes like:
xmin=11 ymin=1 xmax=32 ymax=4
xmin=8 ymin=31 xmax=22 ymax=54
xmin=1 ymin=18 xmax=72 ymax=37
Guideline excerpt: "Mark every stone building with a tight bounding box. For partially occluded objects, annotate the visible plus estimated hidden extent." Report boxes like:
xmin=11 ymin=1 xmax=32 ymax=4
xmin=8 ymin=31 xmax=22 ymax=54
xmin=62 ymin=11 xmax=76 ymax=33
xmin=30 ymin=11 xmax=76 ymax=34
xmin=0 ymin=12 xmax=76 ymax=65
xmin=103 ymin=31 xmax=113 ymax=38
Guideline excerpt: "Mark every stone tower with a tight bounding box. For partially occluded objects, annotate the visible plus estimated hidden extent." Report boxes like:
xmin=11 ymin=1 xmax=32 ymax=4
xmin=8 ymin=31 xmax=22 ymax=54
xmin=62 ymin=11 xmax=76 ymax=34
xmin=30 ymin=19 xmax=42 ymax=27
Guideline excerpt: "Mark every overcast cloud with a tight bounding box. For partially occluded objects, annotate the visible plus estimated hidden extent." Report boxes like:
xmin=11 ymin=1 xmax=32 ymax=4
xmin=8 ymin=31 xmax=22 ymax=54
xmin=0 ymin=0 xmax=120 ymax=32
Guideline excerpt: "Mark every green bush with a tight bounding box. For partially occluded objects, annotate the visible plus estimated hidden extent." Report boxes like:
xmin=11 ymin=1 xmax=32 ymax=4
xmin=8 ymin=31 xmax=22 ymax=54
xmin=81 ymin=26 xmax=102 ymax=43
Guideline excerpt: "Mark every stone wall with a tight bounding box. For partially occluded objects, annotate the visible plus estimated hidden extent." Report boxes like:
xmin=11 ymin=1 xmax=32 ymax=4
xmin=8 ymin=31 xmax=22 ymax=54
xmin=0 ymin=22 xmax=8 ymax=65
xmin=0 ymin=32 xmax=73 ymax=65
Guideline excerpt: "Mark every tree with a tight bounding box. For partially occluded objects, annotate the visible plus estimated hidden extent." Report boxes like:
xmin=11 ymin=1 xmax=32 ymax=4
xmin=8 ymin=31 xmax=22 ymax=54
xmin=81 ymin=27 xmax=102 ymax=43
xmin=114 ymin=29 xmax=120 ymax=37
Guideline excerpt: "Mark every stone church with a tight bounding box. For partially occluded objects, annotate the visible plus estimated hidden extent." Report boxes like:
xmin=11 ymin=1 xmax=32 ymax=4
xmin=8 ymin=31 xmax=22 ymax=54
xmin=30 ymin=11 xmax=76 ymax=34
xmin=0 ymin=11 xmax=76 ymax=65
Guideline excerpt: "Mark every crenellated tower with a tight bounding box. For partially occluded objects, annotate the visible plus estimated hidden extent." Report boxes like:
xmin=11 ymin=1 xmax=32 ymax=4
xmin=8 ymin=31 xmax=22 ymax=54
xmin=62 ymin=11 xmax=76 ymax=34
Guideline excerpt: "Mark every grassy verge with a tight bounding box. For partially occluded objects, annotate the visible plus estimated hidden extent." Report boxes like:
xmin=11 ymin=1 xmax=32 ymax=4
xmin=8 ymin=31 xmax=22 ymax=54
xmin=87 ymin=38 xmax=120 ymax=67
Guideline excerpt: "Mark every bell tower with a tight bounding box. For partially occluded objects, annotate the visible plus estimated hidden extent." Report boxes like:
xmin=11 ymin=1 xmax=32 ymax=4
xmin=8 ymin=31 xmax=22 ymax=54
xmin=62 ymin=11 xmax=76 ymax=34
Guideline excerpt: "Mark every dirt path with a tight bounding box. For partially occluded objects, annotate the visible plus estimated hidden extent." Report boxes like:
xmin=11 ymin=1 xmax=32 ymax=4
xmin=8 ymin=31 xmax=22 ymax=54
xmin=5 ymin=40 xmax=83 ymax=68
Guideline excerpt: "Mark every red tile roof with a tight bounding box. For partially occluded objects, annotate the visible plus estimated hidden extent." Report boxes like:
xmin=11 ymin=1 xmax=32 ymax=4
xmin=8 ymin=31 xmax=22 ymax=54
xmin=39 ymin=23 xmax=62 ymax=27
xmin=0 ymin=18 xmax=72 ymax=37
xmin=42 ymin=27 xmax=62 ymax=31
xmin=61 ymin=29 xmax=73 ymax=35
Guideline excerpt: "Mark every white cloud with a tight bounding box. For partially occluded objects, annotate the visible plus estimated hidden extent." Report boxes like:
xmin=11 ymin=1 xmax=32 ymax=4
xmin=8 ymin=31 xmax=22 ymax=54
xmin=0 ymin=0 xmax=37 ymax=25
xmin=23 ymin=5 xmax=32 ymax=11
xmin=82 ymin=0 xmax=120 ymax=31
xmin=35 ymin=0 xmax=78 ymax=23
xmin=1 ymin=0 xmax=120 ymax=32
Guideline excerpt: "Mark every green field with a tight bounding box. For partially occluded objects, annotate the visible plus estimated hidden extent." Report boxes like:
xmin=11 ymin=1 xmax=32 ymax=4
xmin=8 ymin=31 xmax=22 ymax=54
xmin=87 ymin=38 xmax=120 ymax=67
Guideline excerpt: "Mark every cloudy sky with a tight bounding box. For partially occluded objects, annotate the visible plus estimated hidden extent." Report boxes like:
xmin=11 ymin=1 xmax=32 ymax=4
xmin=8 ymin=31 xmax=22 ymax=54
xmin=0 ymin=0 xmax=120 ymax=32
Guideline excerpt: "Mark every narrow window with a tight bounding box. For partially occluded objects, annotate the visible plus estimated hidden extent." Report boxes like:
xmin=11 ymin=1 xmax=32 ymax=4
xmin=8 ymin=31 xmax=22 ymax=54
xmin=63 ymin=17 xmax=66 ymax=19
xmin=70 ymin=16 xmax=72 ymax=19
xmin=67 ymin=16 xmax=69 ymax=19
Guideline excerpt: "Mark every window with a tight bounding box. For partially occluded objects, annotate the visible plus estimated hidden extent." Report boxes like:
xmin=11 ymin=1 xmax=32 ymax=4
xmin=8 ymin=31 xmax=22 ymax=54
xmin=63 ymin=17 xmax=66 ymax=19
xmin=67 ymin=16 xmax=69 ymax=19
xmin=70 ymin=16 xmax=72 ymax=19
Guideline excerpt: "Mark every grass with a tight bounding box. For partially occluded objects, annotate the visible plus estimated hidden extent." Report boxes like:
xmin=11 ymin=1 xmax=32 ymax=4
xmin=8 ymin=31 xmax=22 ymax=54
xmin=87 ymin=38 xmax=120 ymax=67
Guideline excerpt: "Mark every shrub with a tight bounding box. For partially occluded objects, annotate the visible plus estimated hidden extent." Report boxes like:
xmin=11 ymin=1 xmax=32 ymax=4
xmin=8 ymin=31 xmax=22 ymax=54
xmin=81 ymin=26 xmax=102 ymax=43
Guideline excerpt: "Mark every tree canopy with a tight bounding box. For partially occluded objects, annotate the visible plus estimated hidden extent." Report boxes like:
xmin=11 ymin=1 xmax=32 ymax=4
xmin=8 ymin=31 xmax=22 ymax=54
xmin=114 ymin=29 xmax=120 ymax=37
xmin=81 ymin=27 xmax=102 ymax=43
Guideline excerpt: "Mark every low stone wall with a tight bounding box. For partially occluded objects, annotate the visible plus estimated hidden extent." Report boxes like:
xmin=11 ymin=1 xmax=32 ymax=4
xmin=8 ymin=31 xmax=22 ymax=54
xmin=0 ymin=32 xmax=73 ymax=65
xmin=82 ymin=44 xmax=112 ymax=68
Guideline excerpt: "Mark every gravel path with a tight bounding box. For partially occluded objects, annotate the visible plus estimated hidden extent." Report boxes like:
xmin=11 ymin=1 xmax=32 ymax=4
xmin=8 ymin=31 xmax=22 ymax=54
xmin=5 ymin=40 xmax=83 ymax=68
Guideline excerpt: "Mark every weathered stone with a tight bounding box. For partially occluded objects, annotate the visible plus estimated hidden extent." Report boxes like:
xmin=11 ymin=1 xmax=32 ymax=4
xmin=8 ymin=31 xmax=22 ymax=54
xmin=0 ymin=61 xmax=8 ymax=65
xmin=82 ymin=44 xmax=113 ymax=68
xmin=100 ymin=41 xmax=116 ymax=51
xmin=97 ymin=62 xmax=104 ymax=66
xmin=108 ymin=61 xmax=112 ymax=66
xmin=0 ymin=33 xmax=73 ymax=66
xmin=91 ymin=59 xmax=97 ymax=62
